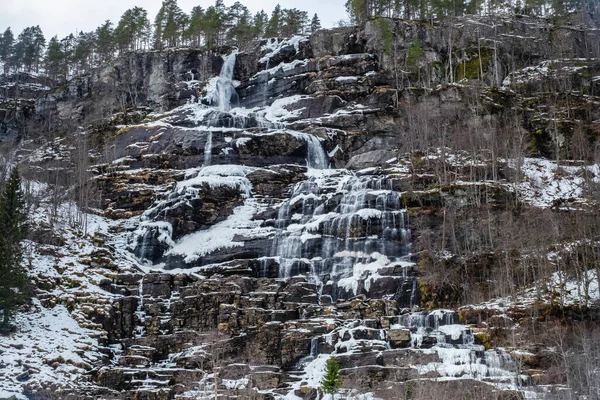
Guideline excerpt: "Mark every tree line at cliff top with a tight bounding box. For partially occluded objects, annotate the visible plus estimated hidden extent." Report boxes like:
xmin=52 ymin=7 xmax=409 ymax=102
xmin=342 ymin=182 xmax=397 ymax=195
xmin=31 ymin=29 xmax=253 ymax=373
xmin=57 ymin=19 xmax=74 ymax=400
xmin=345 ymin=0 xmax=600 ymax=21
xmin=0 ymin=0 xmax=598 ymax=81
xmin=0 ymin=0 xmax=322 ymax=79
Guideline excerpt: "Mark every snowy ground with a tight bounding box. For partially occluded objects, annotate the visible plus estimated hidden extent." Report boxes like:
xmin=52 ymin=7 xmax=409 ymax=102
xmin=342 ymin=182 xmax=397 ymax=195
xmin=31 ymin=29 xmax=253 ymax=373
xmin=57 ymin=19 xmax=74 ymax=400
xmin=0 ymin=301 xmax=102 ymax=399
xmin=1 ymin=183 xmax=140 ymax=398
xmin=514 ymin=158 xmax=600 ymax=208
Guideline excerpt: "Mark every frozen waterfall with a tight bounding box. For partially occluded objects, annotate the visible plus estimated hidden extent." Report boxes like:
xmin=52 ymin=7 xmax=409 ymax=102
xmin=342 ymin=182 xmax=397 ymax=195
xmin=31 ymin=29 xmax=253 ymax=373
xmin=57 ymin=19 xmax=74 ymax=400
xmin=212 ymin=50 xmax=238 ymax=112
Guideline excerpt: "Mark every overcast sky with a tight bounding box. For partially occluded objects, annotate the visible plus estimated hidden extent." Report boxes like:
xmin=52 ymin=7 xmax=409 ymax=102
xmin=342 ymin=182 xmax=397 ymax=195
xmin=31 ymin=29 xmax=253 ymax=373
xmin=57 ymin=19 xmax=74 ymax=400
xmin=1 ymin=0 xmax=348 ymax=39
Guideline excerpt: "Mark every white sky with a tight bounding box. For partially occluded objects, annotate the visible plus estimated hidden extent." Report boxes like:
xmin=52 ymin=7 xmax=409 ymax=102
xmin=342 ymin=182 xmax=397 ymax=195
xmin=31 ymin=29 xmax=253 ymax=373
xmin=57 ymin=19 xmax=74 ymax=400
xmin=1 ymin=0 xmax=348 ymax=39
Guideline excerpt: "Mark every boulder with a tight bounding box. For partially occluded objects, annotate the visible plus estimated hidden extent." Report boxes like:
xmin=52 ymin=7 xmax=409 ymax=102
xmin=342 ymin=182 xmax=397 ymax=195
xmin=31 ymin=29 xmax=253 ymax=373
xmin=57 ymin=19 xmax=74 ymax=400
xmin=387 ymin=329 xmax=411 ymax=348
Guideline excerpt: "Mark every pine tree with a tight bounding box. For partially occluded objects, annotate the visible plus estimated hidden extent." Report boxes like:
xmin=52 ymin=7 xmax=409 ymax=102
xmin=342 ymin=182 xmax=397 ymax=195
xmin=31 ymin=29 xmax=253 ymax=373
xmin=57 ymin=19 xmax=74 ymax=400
xmin=60 ymin=34 xmax=75 ymax=78
xmin=0 ymin=168 xmax=28 ymax=333
xmin=265 ymin=4 xmax=282 ymax=38
xmin=45 ymin=36 xmax=63 ymax=79
xmin=95 ymin=20 xmax=115 ymax=63
xmin=154 ymin=0 xmax=188 ymax=49
xmin=310 ymin=14 xmax=322 ymax=32
xmin=186 ymin=6 xmax=206 ymax=47
xmin=0 ymin=28 xmax=14 ymax=74
xmin=73 ymin=31 xmax=95 ymax=73
xmin=227 ymin=2 xmax=254 ymax=47
xmin=32 ymin=26 xmax=46 ymax=73
xmin=253 ymin=10 xmax=268 ymax=39
xmin=14 ymin=26 xmax=44 ymax=72
xmin=321 ymin=357 xmax=342 ymax=398
xmin=281 ymin=8 xmax=309 ymax=36
xmin=202 ymin=5 xmax=226 ymax=49
xmin=114 ymin=7 xmax=150 ymax=52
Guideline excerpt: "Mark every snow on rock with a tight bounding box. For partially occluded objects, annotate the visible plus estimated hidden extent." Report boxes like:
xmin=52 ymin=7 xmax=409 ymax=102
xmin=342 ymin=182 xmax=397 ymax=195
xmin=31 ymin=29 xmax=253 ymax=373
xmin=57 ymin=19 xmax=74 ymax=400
xmin=176 ymin=164 xmax=256 ymax=198
xmin=337 ymin=253 xmax=413 ymax=294
xmin=167 ymin=199 xmax=273 ymax=263
xmin=512 ymin=158 xmax=599 ymax=208
xmin=1 ymin=300 xmax=102 ymax=398
xmin=260 ymin=36 xmax=309 ymax=64
xmin=0 ymin=190 xmax=143 ymax=398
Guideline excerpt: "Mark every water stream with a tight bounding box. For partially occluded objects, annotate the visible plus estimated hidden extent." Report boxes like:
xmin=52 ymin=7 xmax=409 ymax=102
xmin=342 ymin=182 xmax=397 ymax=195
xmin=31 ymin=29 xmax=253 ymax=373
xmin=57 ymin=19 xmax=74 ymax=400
xmin=271 ymin=171 xmax=414 ymax=301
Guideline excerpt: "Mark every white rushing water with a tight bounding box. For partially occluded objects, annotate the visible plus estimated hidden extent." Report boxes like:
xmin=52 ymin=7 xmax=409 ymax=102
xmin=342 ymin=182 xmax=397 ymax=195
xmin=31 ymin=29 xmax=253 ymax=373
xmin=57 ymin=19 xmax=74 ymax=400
xmin=271 ymin=170 xmax=414 ymax=300
xmin=213 ymin=50 xmax=238 ymax=112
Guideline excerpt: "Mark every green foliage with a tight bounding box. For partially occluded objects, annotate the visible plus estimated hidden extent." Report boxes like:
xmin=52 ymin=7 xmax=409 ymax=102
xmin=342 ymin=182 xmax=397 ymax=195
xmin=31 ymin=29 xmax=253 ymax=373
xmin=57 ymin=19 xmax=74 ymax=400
xmin=114 ymin=7 xmax=150 ymax=53
xmin=253 ymin=10 xmax=268 ymax=38
xmin=310 ymin=14 xmax=322 ymax=32
xmin=0 ymin=28 xmax=14 ymax=71
xmin=407 ymin=36 xmax=425 ymax=66
xmin=346 ymin=0 xmax=369 ymax=24
xmin=0 ymin=168 xmax=29 ymax=333
xmin=281 ymin=8 xmax=309 ymax=37
xmin=44 ymin=36 xmax=63 ymax=79
xmin=0 ymin=0 xmax=315 ymax=77
xmin=455 ymin=48 xmax=492 ymax=81
xmin=343 ymin=0 xmax=595 ymax=20
xmin=321 ymin=357 xmax=342 ymax=397
xmin=375 ymin=17 xmax=393 ymax=56
xmin=154 ymin=0 xmax=188 ymax=49
xmin=95 ymin=20 xmax=115 ymax=63
xmin=265 ymin=4 xmax=282 ymax=37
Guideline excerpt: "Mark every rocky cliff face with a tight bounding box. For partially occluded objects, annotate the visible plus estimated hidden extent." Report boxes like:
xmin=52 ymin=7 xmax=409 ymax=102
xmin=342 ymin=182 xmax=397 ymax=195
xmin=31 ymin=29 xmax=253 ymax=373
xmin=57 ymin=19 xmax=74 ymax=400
xmin=3 ymin=13 xmax=600 ymax=400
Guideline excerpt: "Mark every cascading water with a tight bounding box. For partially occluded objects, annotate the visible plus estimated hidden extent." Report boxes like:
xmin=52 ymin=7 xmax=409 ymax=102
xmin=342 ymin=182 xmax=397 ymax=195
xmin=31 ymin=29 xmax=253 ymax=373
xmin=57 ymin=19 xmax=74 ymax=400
xmin=135 ymin=277 xmax=146 ymax=337
xmin=271 ymin=170 xmax=415 ymax=302
xmin=203 ymin=131 xmax=213 ymax=167
xmin=392 ymin=309 xmax=527 ymax=385
xmin=213 ymin=50 xmax=238 ymax=112
xmin=134 ymin=48 xmax=341 ymax=266
xmin=261 ymin=58 xmax=270 ymax=107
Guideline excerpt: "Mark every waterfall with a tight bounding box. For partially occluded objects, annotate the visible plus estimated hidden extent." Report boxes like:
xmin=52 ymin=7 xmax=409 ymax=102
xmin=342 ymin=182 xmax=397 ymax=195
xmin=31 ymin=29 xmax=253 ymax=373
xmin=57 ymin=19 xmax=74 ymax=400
xmin=135 ymin=277 xmax=146 ymax=337
xmin=392 ymin=309 xmax=524 ymax=385
xmin=309 ymin=337 xmax=318 ymax=358
xmin=295 ymin=336 xmax=320 ymax=369
xmin=204 ymin=131 xmax=213 ymax=167
xmin=135 ymin=47 xmax=335 ymax=268
xmin=261 ymin=58 xmax=270 ymax=107
xmin=213 ymin=50 xmax=238 ymax=112
xmin=272 ymin=171 xmax=413 ymax=299
xmin=303 ymin=133 xmax=328 ymax=170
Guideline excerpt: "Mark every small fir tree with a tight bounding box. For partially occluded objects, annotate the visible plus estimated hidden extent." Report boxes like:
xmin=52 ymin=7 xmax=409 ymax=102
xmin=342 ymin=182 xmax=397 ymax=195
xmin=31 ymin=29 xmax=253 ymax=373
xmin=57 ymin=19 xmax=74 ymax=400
xmin=0 ymin=168 xmax=29 ymax=333
xmin=321 ymin=357 xmax=342 ymax=398
xmin=310 ymin=14 xmax=322 ymax=32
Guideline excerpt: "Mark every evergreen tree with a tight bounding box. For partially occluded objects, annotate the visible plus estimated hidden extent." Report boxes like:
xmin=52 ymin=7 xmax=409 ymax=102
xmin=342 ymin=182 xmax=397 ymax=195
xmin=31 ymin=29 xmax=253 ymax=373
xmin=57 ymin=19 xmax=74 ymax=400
xmin=321 ymin=357 xmax=342 ymax=398
xmin=13 ymin=26 xmax=44 ymax=72
xmin=60 ymin=34 xmax=75 ymax=78
xmin=45 ymin=36 xmax=63 ymax=79
xmin=73 ymin=31 xmax=95 ymax=73
xmin=346 ymin=0 xmax=370 ymax=23
xmin=12 ymin=36 xmax=25 ymax=72
xmin=95 ymin=20 xmax=115 ymax=63
xmin=32 ymin=26 xmax=46 ymax=73
xmin=253 ymin=10 xmax=269 ymax=39
xmin=310 ymin=14 xmax=322 ymax=32
xmin=154 ymin=0 xmax=188 ymax=49
xmin=0 ymin=168 xmax=28 ymax=333
xmin=202 ymin=4 xmax=226 ymax=49
xmin=115 ymin=7 xmax=150 ymax=52
xmin=186 ymin=6 xmax=206 ymax=46
xmin=265 ymin=4 xmax=282 ymax=37
xmin=227 ymin=2 xmax=254 ymax=47
xmin=281 ymin=8 xmax=309 ymax=36
xmin=0 ymin=28 xmax=14 ymax=74
xmin=407 ymin=36 xmax=425 ymax=66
